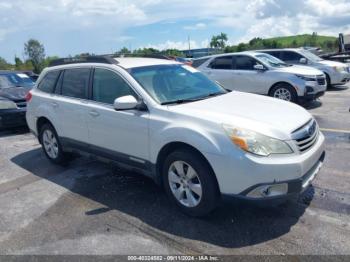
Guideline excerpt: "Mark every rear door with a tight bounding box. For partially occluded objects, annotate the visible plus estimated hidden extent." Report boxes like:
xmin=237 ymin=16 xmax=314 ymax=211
xmin=200 ymin=56 xmax=234 ymax=89
xmin=54 ymin=67 xmax=91 ymax=144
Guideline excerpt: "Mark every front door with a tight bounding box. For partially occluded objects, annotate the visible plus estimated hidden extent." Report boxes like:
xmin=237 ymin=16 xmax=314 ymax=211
xmin=86 ymin=67 xmax=150 ymax=167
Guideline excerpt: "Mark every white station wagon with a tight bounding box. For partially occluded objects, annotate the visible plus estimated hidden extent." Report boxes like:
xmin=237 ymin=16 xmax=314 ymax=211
xmin=26 ymin=56 xmax=325 ymax=216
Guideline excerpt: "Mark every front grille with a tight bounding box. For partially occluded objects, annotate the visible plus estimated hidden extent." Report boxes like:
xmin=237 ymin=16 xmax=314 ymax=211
xmin=14 ymin=99 xmax=26 ymax=108
xmin=292 ymin=120 xmax=319 ymax=153
xmin=316 ymin=75 xmax=326 ymax=85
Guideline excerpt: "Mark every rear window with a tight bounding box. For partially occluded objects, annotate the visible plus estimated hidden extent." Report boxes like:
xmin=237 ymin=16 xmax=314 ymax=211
xmin=37 ymin=70 xmax=61 ymax=93
xmin=192 ymin=58 xmax=210 ymax=68
xmin=209 ymin=56 xmax=233 ymax=70
xmin=263 ymin=51 xmax=282 ymax=59
xmin=61 ymin=68 xmax=90 ymax=99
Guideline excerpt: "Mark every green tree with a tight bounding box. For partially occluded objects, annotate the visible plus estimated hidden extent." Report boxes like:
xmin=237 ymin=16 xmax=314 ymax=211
xmin=24 ymin=39 xmax=45 ymax=73
xmin=0 ymin=57 xmax=11 ymax=70
xmin=119 ymin=47 xmax=131 ymax=54
xmin=164 ymin=49 xmax=183 ymax=57
xmin=210 ymin=33 xmax=228 ymax=49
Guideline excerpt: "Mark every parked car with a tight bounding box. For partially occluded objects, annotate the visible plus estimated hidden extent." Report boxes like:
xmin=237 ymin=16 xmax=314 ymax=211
xmin=26 ymin=56 xmax=325 ymax=216
xmin=258 ymin=48 xmax=350 ymax=88
xmin=195 ymin=51 xmax=326 ymax=103
xmin=0 ymin=71 xmax=34 ymax=129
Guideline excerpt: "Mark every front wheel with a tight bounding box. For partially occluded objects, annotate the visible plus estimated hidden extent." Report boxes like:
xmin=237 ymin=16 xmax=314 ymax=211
xmin=162 ymin=149 xmax=219 ymax=217
xmin=270 ymin=83 xmax=298 ymax=103
xmin=325 ymin=73 xmax=331 ymax=89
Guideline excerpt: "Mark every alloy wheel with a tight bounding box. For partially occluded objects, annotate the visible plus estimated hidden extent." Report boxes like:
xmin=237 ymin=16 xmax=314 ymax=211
xmin=42 ymin=129 xmax=59 ymax=159
xmin=168 ymin=161 xmax=202 ymax=207
xmin=274 ymin=88 xmax=292 ymax=101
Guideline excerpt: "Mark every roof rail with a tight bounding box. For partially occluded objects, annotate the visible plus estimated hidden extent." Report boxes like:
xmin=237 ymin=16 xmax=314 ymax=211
xmin=49 ymin=56 xmax=118 ymax=67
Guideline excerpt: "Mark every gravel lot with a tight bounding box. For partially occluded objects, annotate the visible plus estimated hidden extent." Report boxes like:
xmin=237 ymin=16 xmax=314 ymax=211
xmin=0 ymin=84 xmax=349 ymax=256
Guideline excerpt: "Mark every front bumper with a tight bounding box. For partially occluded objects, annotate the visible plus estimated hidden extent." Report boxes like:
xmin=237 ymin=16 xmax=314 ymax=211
xmin=330 ymin=71 xmax=350 ymax=85
xmin=0 ymin=108 xmax=27 ymax=129
xmin=222 ymin=151 xmax=325 ymax=203
xmin=204 ymin=131 xmax=326 ymax=197
xmin=301 ymin=91 xmax=325 ymax=102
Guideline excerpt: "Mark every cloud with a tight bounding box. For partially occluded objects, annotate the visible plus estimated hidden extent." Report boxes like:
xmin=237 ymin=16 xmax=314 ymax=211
xmin=144 ymin=39 xmax=212 ymax=51
xmin=0 ymin=0 xmax=349 ymax=60
xmin=184 ymin=23 xmax=207 ymax=30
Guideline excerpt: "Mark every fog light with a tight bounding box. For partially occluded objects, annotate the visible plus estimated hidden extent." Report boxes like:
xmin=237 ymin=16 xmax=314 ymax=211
xmin=246 ymin=183 xmax=288 ymax=198
xmin=306 ymin=86 xmax=314 ymax=93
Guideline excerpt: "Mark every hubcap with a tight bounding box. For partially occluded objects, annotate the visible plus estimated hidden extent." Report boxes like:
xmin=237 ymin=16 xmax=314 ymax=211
xmin=168 ymin=161 xmax=202 ymax=207
xmin=42 ymin=129 xmax=59 ymax=159
xmin=274 ymin=88 xmax=292 ymax=101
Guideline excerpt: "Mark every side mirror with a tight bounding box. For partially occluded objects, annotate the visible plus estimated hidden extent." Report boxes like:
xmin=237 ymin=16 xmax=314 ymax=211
xmin=254 ymin=64 xmax=265 ymax=71
xmin=113 ymin=95 xmax=138 ymax=110
xmin=299 ymin=58 xmax=307 ymax=64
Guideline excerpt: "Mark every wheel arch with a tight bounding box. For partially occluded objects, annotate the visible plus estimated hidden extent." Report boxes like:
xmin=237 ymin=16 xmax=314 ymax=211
xmin=268 ymin=81 xmax=295 ymax=96
xmin=36 ymin=117 xmax=54 ymax=144
xmin=155 ymin=141 xmax=220 ymax=190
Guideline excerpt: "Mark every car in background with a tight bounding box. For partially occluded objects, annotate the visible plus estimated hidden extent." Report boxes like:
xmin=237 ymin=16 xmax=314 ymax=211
xmin=174 ymin=57 xmax=193 ymax=66
xmin=0 ymin=71 xmax=35 ymax=129
xmin=258 ymin=48 xmax=350 ymax=88
xmin=26 ymin=56 xmax=325 ymax=216
xmin=22 ymin=71 xmax=39 ymax=82
xmin=195 ymin=51 xmax=326 ymax=103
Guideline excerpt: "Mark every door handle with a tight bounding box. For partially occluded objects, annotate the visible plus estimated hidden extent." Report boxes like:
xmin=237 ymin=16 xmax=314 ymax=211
xmin=89 ymin=110 xmax=100 ymax=117
xmin=51 ymin=102 xmax=58 ymax=108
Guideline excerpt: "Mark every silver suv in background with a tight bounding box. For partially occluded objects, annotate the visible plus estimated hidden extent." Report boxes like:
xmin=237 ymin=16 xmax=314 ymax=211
xmin=259 ymin=48 xmax=350 ymax=88
xmin=195 ymin=52 xmax=326 ymax=103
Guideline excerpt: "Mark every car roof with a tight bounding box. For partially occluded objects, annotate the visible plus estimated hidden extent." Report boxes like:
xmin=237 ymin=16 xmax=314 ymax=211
xmin=114 ymin=57 xmax=180 ymax=69
xmin=256 ymin=48 xmax=301 ymax=52
xmin=46 ymin=57 xmax=181 ymax=71
xmin=196 ymin=51 xmax=269 ymax=60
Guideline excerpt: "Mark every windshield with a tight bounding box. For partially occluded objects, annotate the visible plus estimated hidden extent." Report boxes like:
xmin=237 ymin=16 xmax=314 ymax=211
xmin=299 ymin=49 xmax=323 ymax=62
xmin=129 ymin=64 xmax=227 ymax=104
xmin=255 ymin=53 xmax=288 ymax=68
xmin=0 ymin=73 xmax=35 ymax=88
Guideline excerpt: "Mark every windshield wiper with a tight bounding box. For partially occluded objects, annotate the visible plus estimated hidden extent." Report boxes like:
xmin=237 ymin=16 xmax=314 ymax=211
xmin=160 ymin=92 xmax=225 ymax=105
xmin=161 ymin=98 xmax=202 ymax=105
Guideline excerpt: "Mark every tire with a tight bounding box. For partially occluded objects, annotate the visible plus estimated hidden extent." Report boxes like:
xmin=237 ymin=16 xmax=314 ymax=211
xmin=270 ymin=83 xmax=298 ymax=103
xmin=325 ymin=73 xmax=331 ymax=89
xmin=162 ymin=149 xmax=219 ymax=217
xmin=39 ymin=123 xmax=67 ymax=165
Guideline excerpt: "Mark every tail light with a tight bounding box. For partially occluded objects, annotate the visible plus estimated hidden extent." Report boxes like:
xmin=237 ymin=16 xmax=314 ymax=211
xmin=25 ymin=91 xmax=32 ymax=102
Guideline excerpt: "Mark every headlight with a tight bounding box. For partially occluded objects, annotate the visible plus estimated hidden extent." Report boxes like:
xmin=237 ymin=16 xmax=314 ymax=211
xmin=223 ymin=125 xmax=293 ymax=156
xmin=295 ymin=74 xmax=316 ymax=81
xmin=0 ymin=100 xmax=17 ymax=109
xmin=333 ymin=66 xmax=346 ymax=73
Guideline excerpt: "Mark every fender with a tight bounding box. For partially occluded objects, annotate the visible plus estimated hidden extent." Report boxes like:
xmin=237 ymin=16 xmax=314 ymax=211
xmin=149 ymin=122 xmax=224 ymax=164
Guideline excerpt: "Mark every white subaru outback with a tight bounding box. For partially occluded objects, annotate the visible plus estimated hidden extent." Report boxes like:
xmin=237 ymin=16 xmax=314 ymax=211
xmin=26 ymin=56 xmax=325 ymax=216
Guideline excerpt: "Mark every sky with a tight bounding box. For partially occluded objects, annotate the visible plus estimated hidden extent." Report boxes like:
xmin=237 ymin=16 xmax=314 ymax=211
xmin=0 ymin=0 xmax=350 ymax=62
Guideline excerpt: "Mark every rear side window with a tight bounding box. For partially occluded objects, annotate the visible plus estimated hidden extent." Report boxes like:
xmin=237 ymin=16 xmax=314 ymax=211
xmin=92 ymin=68 xmax=137 ymax=104
xmin=192 ymin=58 xmax=210 ymax=68
xmin=263 ymin=51 xmax=282 ymax=59
xmin=281 ymin=51 xmax=303 ymax=62
xmin=61 ymin=68 xmax=90 ymax=99
xmin=209 ymin=56 xmax=233 ymax=70
xmin=37 ymin=71 xmax=60 ymax=93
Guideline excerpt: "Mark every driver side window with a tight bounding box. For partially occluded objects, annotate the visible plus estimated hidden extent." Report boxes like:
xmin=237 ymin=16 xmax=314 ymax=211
xmin=234 ymin=55 xmax=260 ymax=70
xmin=92 ymin=68 xmax=137 ymax=104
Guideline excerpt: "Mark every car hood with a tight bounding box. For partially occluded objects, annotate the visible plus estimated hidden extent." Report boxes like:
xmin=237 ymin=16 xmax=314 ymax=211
xmin=168 ymin=92 xmax=312 ymax=140
xmin=0 ymin=86 xmax=31 ymax=101
xmin=274 ymin=65 xmax=323 ymax=76
xmin=317 ymin=60 xmax=348 ymax=68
